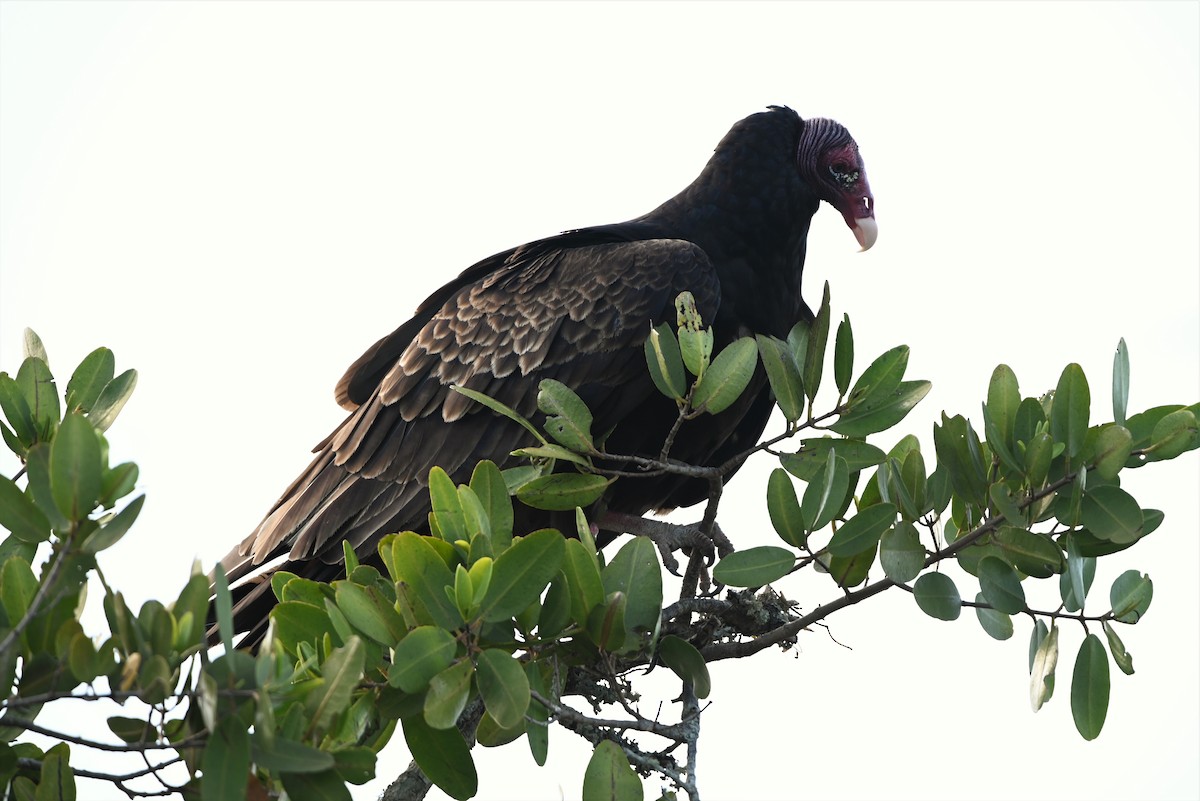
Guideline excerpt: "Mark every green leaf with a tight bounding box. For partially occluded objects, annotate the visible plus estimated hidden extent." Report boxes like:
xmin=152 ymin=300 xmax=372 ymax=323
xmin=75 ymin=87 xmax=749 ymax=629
xmin=335 ymin=581 xmax=405 ymax=645
xmin=475 ymin=649 xmax=530 ymax=730
xmin=562 ymin=538 xmax=604 ymax=626
xmin=994 ymin=526 xmax=1063 ymax=578
xmin=428 ymin=467 xmax=465 ymax=542
xmin=1112 ymin=338 xmax=1130 ymax=428
xmin=35 ymin=744 xmax=75 ymax=801
xmin=308 ymin=636 xmax=366 ymax=735
xmin=279 ymin=770 xmax=352 ymax=801
xmin=1061 ymin=535 xmax=1095 ymax=613
xmin=712 ymin=546 xmax=794 ymax=588
xmin=511 ymin=443 xmax=593 ymax=469
xmin=22 ymin=329 xmax=48 ymax=365
xmin=977 ymin=556 xmax=1026 ymax=614
xmin=879 ymin=520 xmax=924 ymax=583
xmin=780 ymin=438 xmax=885 ymax=481
xmin=1102 ymin=621 xmax=1135 ymax=675
xmin=756 ymin=335 xmax=804 ymax=422
xmin=1030 ymin=622 xmax=1059 ymax=711
xmin=1080 ymin=485 xmax=1143 ymax=544
xmin=692 ymin=337 xmax=757 ymax=414
xmin=846 ymin=344 xmax=908 ymax=409
xmin=0 ymin=475 xmax=51 ymax=543
xmin=389 ymin=625 xmax=458 ymax=692
xmin=1109 ymin=570 xmax=1152 ymax=623
xmin=423 ymin=659 xmax=474 ymax=730
xmin=401 ymin=714 xmax=477 ymax=800
xmin=81 ymin=494 xmax=144 ymax=554
xmin=830 ymin=380 xmax=931 ymax=438
xmin=203 ymin=717 xmax=250 ymax=801
xmin=1 ymin=555 xmax=37 ymax=634
xmin=644 ymin=323 xmax=687 ymax=400
xmin=833 ymin=314 xmax=854 ymax=398
xmin=986 ymin=364 xmax=1021 ymax=452
xmin=766 ymin=468 xmax=806 ymax=548
xmin=826 ymin=503 xmax=895 ymax=557
xmin=252 ymin=737 xmax=336 ymax=774
xmin=212 ymin=563 xmax=235 ymax=655
xmin=601 ymin=537 xmax=663 ymax=640
xmin=450 ymin=385 xmax=545 ymax=445
xmin=50 ymin=413 xmax=102 ymax=520
xmin=65 ymin=347 xmax=115 ymax=413
xmin=16 ymin=357 xmax=58 ymax=440
xmin=1050 ymin=363 xmax=1090 ymax=461
xmin=333 ymin=746 xmax=377 ymax=785
xmin=583 ymin=739 xmax=642 ymax=801
xmin=657 ymin=635 xmax=711 ymax=699
xmin=913 ymin=572 xmax=961 ymax=621
xmin=470 ymin=460 xmax=512 ymax=551
xmin=538 ymin=379 xmax=595 ymax=452
xmin=475 ymin=709 xmax=526 ymax=748
xmin=675 ymin=291 xmax=712 ymax=379
xmin=825 ymin=540 xmax=877 ymax=588
xmin=1071 ymin=634 xmax=1110 ymax=740
xmin=973 ymin=593 xmax=1013 ymax=640
xmin=801 ymin=451 xmax=849 ymax=533
xmin=270 ymin=601 xmax=336 ymax=655
xmin=515 ymin=473 xmax=610 ymax=511
xmin=1146 ymin=408 xmax=1197 ymax=461
xmin=525 ymin=662 xmax=551 ymax=765
xmin=86 ymin=368 xmax=137 ymax=433
xmin=1091 ymin=424 xmax=1134 ymax=480
xmin=390 ymin=533 xmax=461 ymax=630
xmin=478 ymin=529 xmax=564 ymax=622
xmin=0 ymin=373 xmax=37 ymax=447
xmin=802 ymin=282 xmax=831 ymax=405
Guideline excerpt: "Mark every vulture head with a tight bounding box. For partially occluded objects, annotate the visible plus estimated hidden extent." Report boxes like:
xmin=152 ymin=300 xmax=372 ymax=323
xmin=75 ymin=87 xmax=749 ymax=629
xmin=797 ymin=116 xmax=877 ymax=251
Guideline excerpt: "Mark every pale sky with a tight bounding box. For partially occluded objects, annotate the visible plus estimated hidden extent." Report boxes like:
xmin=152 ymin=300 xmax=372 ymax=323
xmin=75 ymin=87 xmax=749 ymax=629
xmin=1 ymin=3 xmax=1197 ymax=800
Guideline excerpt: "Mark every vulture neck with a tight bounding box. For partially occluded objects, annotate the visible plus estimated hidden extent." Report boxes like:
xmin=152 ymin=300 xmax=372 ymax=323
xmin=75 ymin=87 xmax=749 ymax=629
xmin=637 ymin=112 xmax=819 ymax=337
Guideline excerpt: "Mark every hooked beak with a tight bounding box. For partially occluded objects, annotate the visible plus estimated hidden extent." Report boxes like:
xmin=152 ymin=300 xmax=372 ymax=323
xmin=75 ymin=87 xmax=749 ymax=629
xmin=852 ymin=216 xmax=878 ymax=251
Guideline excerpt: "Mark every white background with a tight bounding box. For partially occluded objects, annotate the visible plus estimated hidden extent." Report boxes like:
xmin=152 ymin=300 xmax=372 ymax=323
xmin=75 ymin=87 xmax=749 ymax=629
xmin=1 ymin=2 xmax=1197 ymax=800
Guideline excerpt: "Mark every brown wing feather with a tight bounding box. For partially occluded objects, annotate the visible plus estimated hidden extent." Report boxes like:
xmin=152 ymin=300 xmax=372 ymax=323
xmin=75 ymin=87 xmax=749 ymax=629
xmin=220 ymin=235 xmax=719 ymax=589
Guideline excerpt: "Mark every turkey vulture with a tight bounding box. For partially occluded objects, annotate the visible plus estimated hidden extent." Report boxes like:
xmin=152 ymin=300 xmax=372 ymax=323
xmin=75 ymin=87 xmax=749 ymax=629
xmin=219 ymin=105 xmax=875 ymax=639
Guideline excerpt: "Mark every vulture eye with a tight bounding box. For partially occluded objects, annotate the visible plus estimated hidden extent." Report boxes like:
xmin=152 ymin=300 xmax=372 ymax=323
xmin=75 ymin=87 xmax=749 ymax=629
xmin=828 ymin=163 xmax=859 ymax=187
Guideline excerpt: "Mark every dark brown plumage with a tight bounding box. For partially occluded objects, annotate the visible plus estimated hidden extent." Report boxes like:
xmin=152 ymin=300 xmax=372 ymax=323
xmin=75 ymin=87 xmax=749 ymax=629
xmin=219 ymin=106 xmax=875 ymax=641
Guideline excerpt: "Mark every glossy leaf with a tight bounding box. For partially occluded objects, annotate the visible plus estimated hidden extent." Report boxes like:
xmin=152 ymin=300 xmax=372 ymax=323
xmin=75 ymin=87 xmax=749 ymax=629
xmin=913 ymin=572 xmax=961 ymax=621
xmin=1071 ymin=634 xmax=1110 ymax=740
xmin=252 ymin=737 xmax=336 ymax=774
xmin=879 ymin=520 xmax=924 ymax=583
xmin=308 ymin=636 xmax=366 ymax=735
xmin=538 ymin=379 xmax=595 ymax=452
xmin=475 ymin=649 xmax=530 ymax=729
xmin=974 ymin=593 xmax=1014 ymax=640
xmin=846 ymin=344 xmax=907 ymax=408
xmin=1092 ymin=424 xmax=1133 ymax=480
xmin=801 ymin=451 xmax=849 ymax=533
xmin=87 ymin=368 xmax=137 ymax=433
xmin=81 ymin=494 xmax=144 ymax=554
xmin=645 ymin=323 xmax=687 ymax=400
xmin=1146 ymin=408 xmax=1197 ymax=461
xmin=712 ymin=546 xmax=794 ymax=587
xmin=390 ymin=533 xmax=461 ymax=630
xmin=1080 ymin=485 xmax=1143 ymax=544
xmin=0 ymin=373 xmax=37 ymax=446
xmin=0 ymin=476 xmax=51 ymax=544
xmin=831 ymin=380 xmax=930 ymax=438
xmin=389 ymin=626 xmax=457 ymax=693
xmin=977 ymin=557 xmax=1026 ymax=614
xmin=986 ymin=364 xmax=1021 ymax=450
xmin=450 ymin=385 xmax=545 ymax=444
xmin=1112 ymin=338 xmax=1130 ymax=427
xmin=766 ymin=468 xmax=806 ymax=547
xmin=401 ymin=714 xmax=478 ymax=800
xmin=802 ymin=282 xmax=831 ymax=405
xmin=15 ymin=356 xmax=58 ymax=439
xmin=826 ymin=503 xmax=895 ymax=558
xmin=1050 ymin=363 xmax=1090 ymax=461
xmin=692 ymin=337 xmax=757 ymax=414
xmin=780 ymin=438 xmax=885 ymax=481
xmin=50 ymin=413 xmax=102 ymax=521
xmin=1109 ymin=570 xmax=1152 ymax=622
xmin=335 ymin=581 xmax=405 ymax=645
xmin=478 ymin=529 xmax=564 ymax=622
xmin=994 ymin=526 xmax=1063 ymax=578
xmin=202 ymin=717 xmax=250 ymax=801
xmin=657 ymin=635 xmax=711 ymax=699
xmin=470 ymin=460 xmax=512 ymax=551
xmin=562 ymin=538 xmax=604 ymax=626
xmin=602 ymin=536 xmax=662 ymax=638
xmin=833 ymin=314 xmax=853 ymax=397
xmin=424 ymin=659 xmax=474 ymax=730
xmin=756 ymin=335 xmax=804 ymax=422
xmin=516 ymin=473 xmax=610 ymax=511
xmin=583 ymin=740 xmax=642 ymax=801
xmin=525 ymin=662 xmax=551 ymax=766
xmin=65 ymin=347 xmax=115 ymax=413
